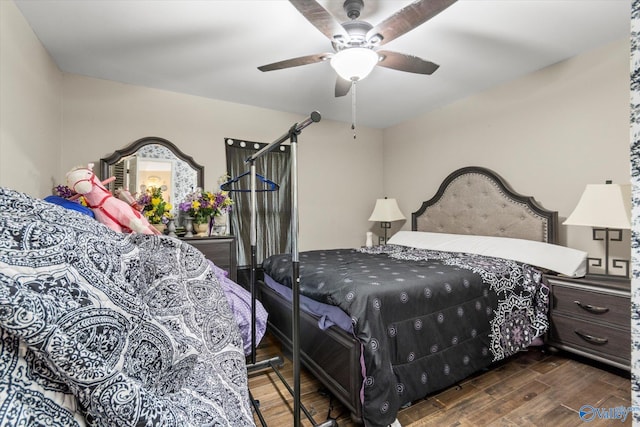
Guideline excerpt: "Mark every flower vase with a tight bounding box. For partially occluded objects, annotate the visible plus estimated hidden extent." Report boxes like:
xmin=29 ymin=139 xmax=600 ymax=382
xmin=211 ymin=215 xmax=226 ymax=235
xmin=184 ymin=216 xmax=194 ymax=238
xmin=152 ymin=223 xmax=166 ymax=235
xmin=194 ymin=219 xmax=209 ymax=236
xmin=167 ymin=219 xmax=177 ymax=237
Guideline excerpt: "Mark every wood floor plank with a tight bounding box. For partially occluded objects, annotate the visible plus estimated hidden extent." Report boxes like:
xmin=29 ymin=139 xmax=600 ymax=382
xmin=458 ymin=379 xmax=550 ymax=426
xmin=560 ymin=378 xmax=627 ymax=411
xmin=463 ymin=362 xmax=526 ymax=391
xmin=482 ymin=367 xmax=542 ymax=398
xmin=248 ymin=333 xmax=630 ymax=426
xmin=394 ymin=399 xmax=445 ymax=424
xmin=525 ymin=403 xmax=582 ymax=427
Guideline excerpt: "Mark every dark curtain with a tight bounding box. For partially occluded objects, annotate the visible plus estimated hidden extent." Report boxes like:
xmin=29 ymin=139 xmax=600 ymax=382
xmin=225 ymin=139 xmax=291 ymax=267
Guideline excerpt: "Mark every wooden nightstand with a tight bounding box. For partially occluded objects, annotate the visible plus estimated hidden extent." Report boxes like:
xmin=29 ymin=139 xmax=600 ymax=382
xmin=546 ymin=275 xmax=630 ymax=371
xmin=181 ymin=235 xmax=237 ymax=282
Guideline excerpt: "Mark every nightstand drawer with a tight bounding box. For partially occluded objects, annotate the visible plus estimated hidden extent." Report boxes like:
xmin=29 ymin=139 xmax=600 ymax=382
xmin=549 ymin=313 xmax=630 ymax=363
xmin=552 ymin=284 xmax=629 ymax=327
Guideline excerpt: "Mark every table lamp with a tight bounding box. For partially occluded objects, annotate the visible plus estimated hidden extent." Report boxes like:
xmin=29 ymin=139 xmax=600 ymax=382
xmin=368 ymin=197 xmax=405 ymax=245
xmin=563 ymin=181 xmax=631 ymax=278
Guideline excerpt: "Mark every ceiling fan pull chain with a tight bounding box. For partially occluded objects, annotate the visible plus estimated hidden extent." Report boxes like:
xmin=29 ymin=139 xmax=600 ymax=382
xmin=351 ymin=80 xmax=357 ymax=140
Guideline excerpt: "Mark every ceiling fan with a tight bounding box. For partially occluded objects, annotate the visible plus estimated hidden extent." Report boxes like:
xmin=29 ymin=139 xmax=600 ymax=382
xmin=257 ymin=0 xmax=458 ymax=97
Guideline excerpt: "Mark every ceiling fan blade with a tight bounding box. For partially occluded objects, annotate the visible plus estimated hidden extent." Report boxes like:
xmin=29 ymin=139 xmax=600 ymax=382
xmin=258 ymin=53 xmax=330 ymax=72
xmin=367 ymin=0 xmax=457 ymax=47
xmin=289 ymin=0 xmax=349 ymax=41
xmin=335 ymin=77 xmax=352 ymax=97
xmin=377 ymin=50 xmax=439 ymax=75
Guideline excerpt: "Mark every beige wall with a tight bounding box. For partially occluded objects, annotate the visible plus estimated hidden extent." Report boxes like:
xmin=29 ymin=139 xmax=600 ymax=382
xmin=1 ymin=0 xmax=631 ymax=260
xmin=0 ymin=0 xmax=62 ymax=195
xmin=0 ymin=0 xmax=383 ymax=251
xmin=383 ymin=38 xmax=631 ymax=267
xmin=60 ymin=75 xmax=384 ymax=251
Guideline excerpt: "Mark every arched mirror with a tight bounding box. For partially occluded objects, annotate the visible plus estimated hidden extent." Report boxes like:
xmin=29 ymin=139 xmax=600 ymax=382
xmin=100 ymin=136 xmax=204 ymax=207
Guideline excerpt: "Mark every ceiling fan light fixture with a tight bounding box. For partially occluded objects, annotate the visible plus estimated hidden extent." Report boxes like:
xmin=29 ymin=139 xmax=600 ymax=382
xmin=330 ymin=48 xmax=379 ymax=81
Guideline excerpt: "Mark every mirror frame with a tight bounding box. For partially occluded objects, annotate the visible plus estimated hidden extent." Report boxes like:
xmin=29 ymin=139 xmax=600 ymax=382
xmin=100 ymin=136 xmax=204 ymax=194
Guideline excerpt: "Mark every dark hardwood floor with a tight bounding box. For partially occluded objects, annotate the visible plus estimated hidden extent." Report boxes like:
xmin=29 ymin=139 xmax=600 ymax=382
xmin=248 ymin=332 xmax=631 ymax=426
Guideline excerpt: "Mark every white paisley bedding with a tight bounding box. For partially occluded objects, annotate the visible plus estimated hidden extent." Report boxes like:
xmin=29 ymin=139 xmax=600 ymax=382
xmin=0 ymin=187 xmax=255 ymax=426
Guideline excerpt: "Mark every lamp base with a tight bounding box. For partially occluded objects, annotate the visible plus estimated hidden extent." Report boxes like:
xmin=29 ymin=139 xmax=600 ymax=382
xmin=586 ymin=228 xmax=629 ymax=279
xmin=586 ymin=256 xmax=630 ymax=280
xmin=378 ymin=221 xmax=391 ymax=245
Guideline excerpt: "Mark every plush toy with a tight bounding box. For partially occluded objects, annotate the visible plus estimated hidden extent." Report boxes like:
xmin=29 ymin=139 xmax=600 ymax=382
xmin=66 ymin=164 xmax=159 ymax=235
xmin=114 ymin=187 xmax=144 ymax=212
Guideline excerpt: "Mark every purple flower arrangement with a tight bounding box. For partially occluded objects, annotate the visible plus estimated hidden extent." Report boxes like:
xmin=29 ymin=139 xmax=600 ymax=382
xmin=179 ymin=189 xmax=233 ymax=225
xmin=54 ymin=185 xmax=87 ymax=206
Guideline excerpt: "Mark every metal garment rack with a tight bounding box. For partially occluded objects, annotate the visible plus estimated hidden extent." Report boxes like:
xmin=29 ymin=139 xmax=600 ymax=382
xmin=244 ymin=111 xmax=335 ymax=427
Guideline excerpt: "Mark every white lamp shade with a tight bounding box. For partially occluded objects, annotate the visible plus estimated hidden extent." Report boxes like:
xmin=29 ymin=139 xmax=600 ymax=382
xmin=368 ymin=198 xmax=406 ymax=222
xmin=330 ymin=48 xmax=379 ymax=81
xmin=563 ymin=183 xmax=632 ymax=229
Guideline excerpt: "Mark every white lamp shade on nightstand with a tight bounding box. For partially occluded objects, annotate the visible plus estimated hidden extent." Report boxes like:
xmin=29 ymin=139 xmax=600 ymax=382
xmin=368 ymin=198 xmax=405 ymax=222
xmin=563 ymin=183 xmax=631 ymax=229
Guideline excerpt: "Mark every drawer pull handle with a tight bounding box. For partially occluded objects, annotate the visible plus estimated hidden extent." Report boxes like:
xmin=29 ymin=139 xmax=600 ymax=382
xmin=574 ymin=330 xmax=608 ymax=345
xmin=574 ymin=300 xmax=609 ymax=314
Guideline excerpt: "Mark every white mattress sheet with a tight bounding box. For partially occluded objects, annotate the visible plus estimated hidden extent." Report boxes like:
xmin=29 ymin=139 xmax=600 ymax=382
xmin=388 ymin=231 xmax=587 ymax=277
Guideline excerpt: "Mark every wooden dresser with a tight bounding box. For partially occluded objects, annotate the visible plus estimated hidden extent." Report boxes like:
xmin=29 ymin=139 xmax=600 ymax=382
xmin=181 ymin=236 xmax=237 ymax=282
xmin=546 ymin=275 xmax=630 ymax=371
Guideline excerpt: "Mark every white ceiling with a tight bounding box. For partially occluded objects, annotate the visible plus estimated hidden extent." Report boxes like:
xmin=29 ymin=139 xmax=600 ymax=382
xmin=14 ymin=0 xmax=631 ymax=129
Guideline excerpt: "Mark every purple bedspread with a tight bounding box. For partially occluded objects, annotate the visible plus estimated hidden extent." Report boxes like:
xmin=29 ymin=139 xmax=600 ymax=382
xmin=210 ymin=261 xmax=268 ymax=355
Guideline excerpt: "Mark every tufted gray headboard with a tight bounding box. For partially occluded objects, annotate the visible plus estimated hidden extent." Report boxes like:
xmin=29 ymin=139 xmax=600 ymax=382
xmin=412 ymin=166 xmax=558 ymax=244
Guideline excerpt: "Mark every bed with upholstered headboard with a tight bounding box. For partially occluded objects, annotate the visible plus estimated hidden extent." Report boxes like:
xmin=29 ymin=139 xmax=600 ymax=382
xmin=412 ymin=166 xmax=558 ymax=243
xmin=259 ymin=166 xmax=583 ymax=426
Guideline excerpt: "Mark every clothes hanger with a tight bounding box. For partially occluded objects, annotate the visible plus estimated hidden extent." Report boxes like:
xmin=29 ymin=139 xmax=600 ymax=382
xmin=220 ymin=171 xmax=279 ymax=192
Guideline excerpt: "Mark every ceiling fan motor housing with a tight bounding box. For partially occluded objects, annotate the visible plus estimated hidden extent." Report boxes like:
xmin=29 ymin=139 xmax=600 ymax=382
xmin=338 ymin=20 xmax=374 ymax=49
xmin=343 ymin=0 xmax=364 ymax=20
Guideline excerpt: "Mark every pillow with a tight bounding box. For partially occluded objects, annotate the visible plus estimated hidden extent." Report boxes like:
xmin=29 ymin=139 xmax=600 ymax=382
xmin=44 ymin=195 xmax=95 ymax=218
xmin=387 ymin=231 xmax=587 ymax=278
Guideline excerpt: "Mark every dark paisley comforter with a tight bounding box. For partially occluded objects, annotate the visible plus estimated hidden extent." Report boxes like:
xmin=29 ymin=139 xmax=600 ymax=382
xmin=262 ymin=245 xmax=549 ymax=427
xmin=0 ymin=188 xmax=254 ymax=426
